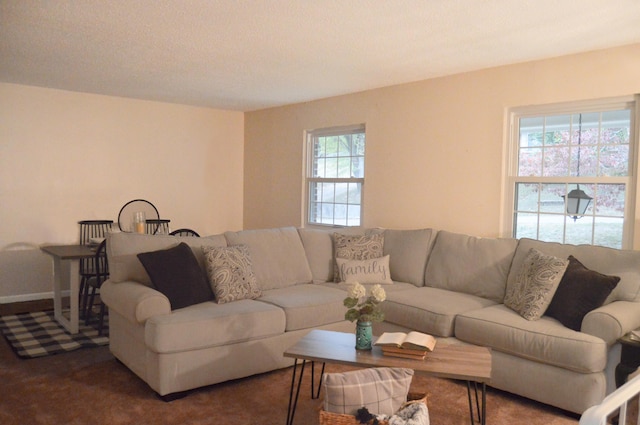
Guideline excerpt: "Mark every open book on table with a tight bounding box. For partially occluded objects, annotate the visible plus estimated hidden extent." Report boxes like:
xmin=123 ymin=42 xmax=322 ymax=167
xmin=374 ymin=331 xmax=437 ymax=352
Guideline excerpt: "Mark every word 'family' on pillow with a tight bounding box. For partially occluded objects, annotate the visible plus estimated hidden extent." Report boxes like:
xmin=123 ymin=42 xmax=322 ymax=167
xmin=333 ymin=232 xmax=384 ymax=282
xmin=203 ymin=244 xmax=261 ymax=304
xmin=323 ymin=367 xmax=414 ymax=415
xmin=336 ymin=255 xmax=393 ymax=284
xmin=545 ymin=255 xmax=620 ymax=331
xmin=137 ymin=242 xmax=213 ymax=310
xmin=504 ymin=248 xmax=569 ymax=321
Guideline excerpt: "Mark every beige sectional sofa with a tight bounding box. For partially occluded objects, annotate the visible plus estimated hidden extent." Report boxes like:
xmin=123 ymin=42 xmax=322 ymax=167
xmin=101 ymin=226 xmax=640 ymax=414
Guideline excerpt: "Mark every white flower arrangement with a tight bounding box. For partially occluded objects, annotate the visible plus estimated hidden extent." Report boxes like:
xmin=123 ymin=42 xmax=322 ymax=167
xmin=343 ymin=282 xmax=386 ymax=323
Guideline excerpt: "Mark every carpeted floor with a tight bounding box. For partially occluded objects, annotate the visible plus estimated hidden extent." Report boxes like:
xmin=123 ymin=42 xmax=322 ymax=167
xmin=0 ymin=333 xmax=592 ymax=425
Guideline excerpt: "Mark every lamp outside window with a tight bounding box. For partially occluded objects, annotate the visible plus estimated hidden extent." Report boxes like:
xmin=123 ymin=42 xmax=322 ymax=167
xmin=563 ymin=186 xmax=592 ymax=221
xmin=562 ymin=114 xmax=592 ymax=221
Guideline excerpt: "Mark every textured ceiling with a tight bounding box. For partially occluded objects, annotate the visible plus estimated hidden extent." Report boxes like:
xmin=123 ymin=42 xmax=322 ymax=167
xmin=2 ymin=0 xmax=640 ymax=111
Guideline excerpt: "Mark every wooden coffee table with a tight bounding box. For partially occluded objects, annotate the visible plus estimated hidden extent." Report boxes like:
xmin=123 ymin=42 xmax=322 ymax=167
xmin=283 ymin=329 xmax=491 ymax=425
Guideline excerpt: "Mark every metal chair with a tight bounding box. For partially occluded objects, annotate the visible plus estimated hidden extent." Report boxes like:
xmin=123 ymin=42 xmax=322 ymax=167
xmin=169 ymin=228 xmax=200 ymax=237
xmin=82 ymin=239 xmax=109 ymax=335
xmin=78 ymin=220 xmax=113 ymax=314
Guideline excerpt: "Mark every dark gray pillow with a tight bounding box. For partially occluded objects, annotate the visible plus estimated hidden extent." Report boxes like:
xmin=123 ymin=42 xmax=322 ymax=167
xmin=137 ymin=242 xmax=213 ymax=310
xmin=545 ymin=255 xmax=620 ymax=331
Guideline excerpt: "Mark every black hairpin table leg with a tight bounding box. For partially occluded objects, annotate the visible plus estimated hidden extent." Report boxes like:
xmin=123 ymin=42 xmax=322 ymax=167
xmin=286 ymin=359 xmax=306 ymax=425
xmin=466 ymin=381 xmax=486 ymax=425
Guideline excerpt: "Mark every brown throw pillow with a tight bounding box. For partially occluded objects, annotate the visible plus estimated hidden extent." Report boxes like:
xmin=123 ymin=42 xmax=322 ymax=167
xmin=545 ymin=255 xmax=620 ymax=331
xmin=137 ymin=242 xmax=213 ymax=310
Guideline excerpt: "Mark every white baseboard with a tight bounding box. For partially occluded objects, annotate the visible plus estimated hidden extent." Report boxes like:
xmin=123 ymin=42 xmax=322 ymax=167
xmin=0 ymin=291 xmax=70 ymax=304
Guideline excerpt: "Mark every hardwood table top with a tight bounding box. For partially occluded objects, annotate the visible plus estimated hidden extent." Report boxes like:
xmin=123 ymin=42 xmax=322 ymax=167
xmin=284 ymin=329 xmax=492 ymax=383
xmin=40 ymin=244 xmax=96 ymax=259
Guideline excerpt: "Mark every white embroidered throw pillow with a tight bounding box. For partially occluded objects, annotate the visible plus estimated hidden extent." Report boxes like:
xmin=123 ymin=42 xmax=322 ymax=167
xmin=504 ymin=248 xmax=568 ymax=320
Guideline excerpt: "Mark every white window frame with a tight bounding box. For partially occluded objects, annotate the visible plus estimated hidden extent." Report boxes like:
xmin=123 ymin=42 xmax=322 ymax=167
xmin=303 ymin=124 xmax=366 ymax=228
xmin=502 ymin=96 xmax=638 ymax=249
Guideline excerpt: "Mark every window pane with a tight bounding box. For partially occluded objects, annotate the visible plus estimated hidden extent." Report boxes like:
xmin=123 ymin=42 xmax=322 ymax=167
xmin=543 ymin=146 xmax=569 ymax=177
xmin=544 ymin=114 xmax=571 ymax=146
xmin=564 ymin=216 xmax=594 ymax=245
xmin=515 ymin=183 xmax=538 ymax=212
xmin=514 ymin=212 xmax=538 ymax=239
xmin=518 ymin=148 xmax=542 ymax=176
xmin=539 ymin=184 xmax=565 ymax=213
xmin=334 ymin=204 xmax=347 ymax=226
xmin=520 ymin=117 xmax=544 ymax=147
xmin=538 ymin=214 xmax=565 ymax=243
xmin=594 ymin=184 xmax=625 ymax=217
xmin=593 ymin=217 xmax=623 ymax=248
xmin=347 ymin=182 xmax=361 ymax=204
xmin=347 ymin=204 xmax=361 ymax=226
xmin=599 ymin=145 xmax=629 ymax=177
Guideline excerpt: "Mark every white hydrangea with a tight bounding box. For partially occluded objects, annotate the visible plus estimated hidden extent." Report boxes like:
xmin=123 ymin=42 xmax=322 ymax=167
xmin=348 ymin=282 xmax=366 ymax=299
xmin=370 ymin=284 xmax=386 ymax=302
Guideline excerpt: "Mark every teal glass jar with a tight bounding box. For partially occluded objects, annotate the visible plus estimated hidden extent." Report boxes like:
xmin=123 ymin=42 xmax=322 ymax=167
xmin=355 ymin=320 xmax=373 ymax=350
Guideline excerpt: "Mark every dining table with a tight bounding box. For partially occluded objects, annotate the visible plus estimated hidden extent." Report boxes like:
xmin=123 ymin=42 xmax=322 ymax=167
xmin=40 ymin=244 xmax=97 ymax=334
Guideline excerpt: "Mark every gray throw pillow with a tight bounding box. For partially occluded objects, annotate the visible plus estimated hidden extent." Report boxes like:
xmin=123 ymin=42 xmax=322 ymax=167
xmin=323 ymin=367 xmax=414 ymax=415
xmin=203 ymin=245 xmax=261 ymax=304
xmin=333 ymin=233 xmax=384 ymax=282
xmin=504 ymin=248 xmax=569 ymax=321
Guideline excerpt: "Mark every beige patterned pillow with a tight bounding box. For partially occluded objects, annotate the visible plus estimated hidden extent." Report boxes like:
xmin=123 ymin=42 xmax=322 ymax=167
xmin=333 ymin=233 xmax=384 ymax=282
xmin=504 ymin=248 xmax=569 ymax=320
xmin=203 ymin=245 xmax=261 ymax=304
xmin=323 ymin=367 xmax=414 ymax=415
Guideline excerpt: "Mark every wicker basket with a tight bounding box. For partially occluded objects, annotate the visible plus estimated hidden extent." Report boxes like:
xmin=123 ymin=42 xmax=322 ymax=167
xmin=319 ymin=392 xmax=428 ymax=425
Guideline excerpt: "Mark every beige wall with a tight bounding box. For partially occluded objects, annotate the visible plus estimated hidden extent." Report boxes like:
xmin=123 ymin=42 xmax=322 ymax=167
xmin=0 ymin=83 xmax=244 ymax=301
xmin=244 ymin=44 xmax=640 ymax=245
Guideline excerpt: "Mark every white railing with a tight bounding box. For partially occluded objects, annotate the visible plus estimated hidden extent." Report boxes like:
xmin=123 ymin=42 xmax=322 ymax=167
xmin=579 ymin=372 xmax=640 ymax=425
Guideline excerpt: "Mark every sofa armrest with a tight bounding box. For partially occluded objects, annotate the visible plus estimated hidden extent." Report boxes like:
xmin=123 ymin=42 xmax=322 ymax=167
xmin=101 ymin=280 xmax=171 ymax=325
xmin=582 ymin=301 xmax=640 ymax=344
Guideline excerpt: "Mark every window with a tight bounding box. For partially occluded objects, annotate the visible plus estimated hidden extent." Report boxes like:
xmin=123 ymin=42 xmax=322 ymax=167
xmin=505 ymin=97 xmax=637 ymax=249
xmin=306 ymin=125 xmax=365 ymax=226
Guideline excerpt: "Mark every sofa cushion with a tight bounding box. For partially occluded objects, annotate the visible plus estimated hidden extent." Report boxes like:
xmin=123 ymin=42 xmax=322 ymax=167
xmin=333 ymin=232 xmax=384 ymax=282
xmin=224 ymin=227 xmax=313 ymax=290
xmin=336 ymin=255 xmax=393 ymax=284
xmin=382 ymin=287 xmax=496 ymax=337
xmin=369 ymin=228 xmax=437 ymax=287
xmin=298 ymin=227 xmax=365 ymax=283
xmin=107 ymin=231 xmax=227 ymax=285
xmin=509 ymin=238 xmax=640 ymax=304
xmin=424 ymin=231 xmax=517 ymax=303
xmin=455 ymin=304 xmax=608 ymax=373
xmin=258 ymin=285 xmax=347 ymax=331
xmin=144 ymin=299 xmax=286 ymax=353
xmin=136 ymin=242 xmax=214 ymax=310
xmin=203 ymin=245 xmax=262 ymax=304
xmin=504 ymin=248 xmax=568 ymax=321
xmin=323 ymin=367 xmax=414 ymax=415
xmin=545 ymin=255 xmax=620 ymax=331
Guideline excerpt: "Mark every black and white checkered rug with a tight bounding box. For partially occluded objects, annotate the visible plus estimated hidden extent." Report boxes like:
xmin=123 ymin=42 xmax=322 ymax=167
xmin=0 ymin=310 xmax=108 ymax=359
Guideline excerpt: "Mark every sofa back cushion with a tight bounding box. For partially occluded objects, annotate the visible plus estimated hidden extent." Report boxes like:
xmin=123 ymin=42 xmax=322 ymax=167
xmin=224 ymin=227 xmax=312 ymax=290
xmin=424 ymin=231 xmax=518 ymax=303
xmin=107 ymin=231 xmax=227 ymax=285
xmin=508 ymin=238 xmax=640 ymax=304
xmin=297 ymin=227 xmax=365 ymax=283
xmin=368 ymin=228 xmax=437 ymax=287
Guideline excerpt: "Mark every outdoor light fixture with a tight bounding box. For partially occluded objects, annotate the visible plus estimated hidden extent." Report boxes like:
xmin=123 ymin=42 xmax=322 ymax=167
xmin=562 ymin=114 xmax=592 ymax=221
xmin=563 ymin=186 xmax=593 ymax=221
